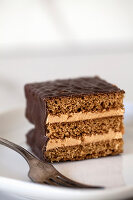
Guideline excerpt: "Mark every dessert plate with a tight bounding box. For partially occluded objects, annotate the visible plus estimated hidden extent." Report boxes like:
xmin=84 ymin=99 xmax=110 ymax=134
xmin=0 ymin=103 xmax=133 ymax=200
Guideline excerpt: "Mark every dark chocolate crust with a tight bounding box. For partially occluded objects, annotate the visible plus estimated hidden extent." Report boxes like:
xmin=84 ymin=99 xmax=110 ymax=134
xmin=27 ymin=129 xmax=48 ymax=160
xmin=25 ymin=76 xmax=124 ymax=100
xmin=25 ymin=84 xmax=47 ymax=130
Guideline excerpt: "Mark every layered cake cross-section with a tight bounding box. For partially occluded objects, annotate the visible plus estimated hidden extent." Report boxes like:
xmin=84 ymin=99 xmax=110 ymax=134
xmin=25 ymin=77 xmax=125 ymax=162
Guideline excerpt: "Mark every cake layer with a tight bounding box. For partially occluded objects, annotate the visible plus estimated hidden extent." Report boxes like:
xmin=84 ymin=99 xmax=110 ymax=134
xmin=46 ymin=109 xmax=124 ymax=124
xmin=45 ymin=139 xmax=123 ymax=162
xmin=47 ymin=92 xmax=124 ymax=115
xmin=47 ymin=116 xmax=123 ymax=139
xmin=27 ymin=128 xmax=124 ymax=162
xmin=46 ymin=129 xmax=123 ymax=151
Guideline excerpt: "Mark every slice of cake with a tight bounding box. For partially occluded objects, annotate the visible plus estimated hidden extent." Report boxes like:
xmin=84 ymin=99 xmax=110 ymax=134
xmin=25 ymin=77 xmax=125 ymax=162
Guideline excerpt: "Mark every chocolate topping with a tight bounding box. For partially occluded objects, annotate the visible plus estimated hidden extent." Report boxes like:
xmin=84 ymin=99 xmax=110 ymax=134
xmin=25 ymin=76 xmax=124 ymax=100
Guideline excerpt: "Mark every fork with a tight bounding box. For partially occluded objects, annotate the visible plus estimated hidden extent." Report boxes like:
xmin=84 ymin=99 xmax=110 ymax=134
xmin=0 ymin=137 xmax=104 ymax=189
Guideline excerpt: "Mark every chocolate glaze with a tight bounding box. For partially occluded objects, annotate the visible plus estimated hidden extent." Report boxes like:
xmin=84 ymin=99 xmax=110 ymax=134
xmin=25 ymin=76 xmax=125 ymax=160
xmin=27 ymin=129 xmax=48 ymax=160
xmin=25 ymin=76 xmax=124 ymax=100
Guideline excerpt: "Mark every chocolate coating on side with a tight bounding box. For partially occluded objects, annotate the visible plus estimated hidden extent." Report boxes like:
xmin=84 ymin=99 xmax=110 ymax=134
xmin=27 ymin=129 xmax=48 ymax=161
xmin=25 ymin=76 xmax=124 ymax=100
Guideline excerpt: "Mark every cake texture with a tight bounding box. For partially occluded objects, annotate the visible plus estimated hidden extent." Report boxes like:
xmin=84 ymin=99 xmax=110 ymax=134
xmin=25 ymin=76 xmax=125 ymax=162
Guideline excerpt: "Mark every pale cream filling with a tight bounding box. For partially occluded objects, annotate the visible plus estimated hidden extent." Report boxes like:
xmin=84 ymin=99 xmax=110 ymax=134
xmin=46 ymin=129 xmax=122 ymax=151
xmin=46 ymin=109 xmax=124 ymax=124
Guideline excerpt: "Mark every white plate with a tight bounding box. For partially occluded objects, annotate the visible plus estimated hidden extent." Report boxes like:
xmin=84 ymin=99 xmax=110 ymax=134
xmin=0 ymin=103 xmax=133 ymax=200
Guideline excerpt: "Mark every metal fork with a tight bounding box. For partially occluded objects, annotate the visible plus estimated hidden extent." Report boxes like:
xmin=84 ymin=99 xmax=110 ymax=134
xmin=0 ymin=137 xmax=104 ymax=189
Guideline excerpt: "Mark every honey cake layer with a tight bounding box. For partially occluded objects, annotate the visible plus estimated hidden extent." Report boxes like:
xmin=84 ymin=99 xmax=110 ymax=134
xmin=46 ymin=116 xmax=124 ymax=139
xmin=45 ymin=139 xmax=123 ymax=162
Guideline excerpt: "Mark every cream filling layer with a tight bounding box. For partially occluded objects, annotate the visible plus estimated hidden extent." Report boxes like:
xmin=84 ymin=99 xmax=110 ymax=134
xmin=46 ymin=109 xmax=124 ymax=124
xmin=46 ymin=129 xmax=122 ymax=151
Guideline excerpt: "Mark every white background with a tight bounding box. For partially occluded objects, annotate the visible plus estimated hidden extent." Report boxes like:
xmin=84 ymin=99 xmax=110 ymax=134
xmin=1 ymin=0 xmax=133 ymax=51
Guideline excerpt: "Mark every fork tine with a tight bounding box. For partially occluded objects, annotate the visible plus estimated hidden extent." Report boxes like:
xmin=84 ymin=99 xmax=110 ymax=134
xmin=46 ymin=179 xmax=61 ymax=186
xmin=57 ymin=173 xmax=104 ymax=189
xmin=49 ymin=176 xmax=74 ymax=187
